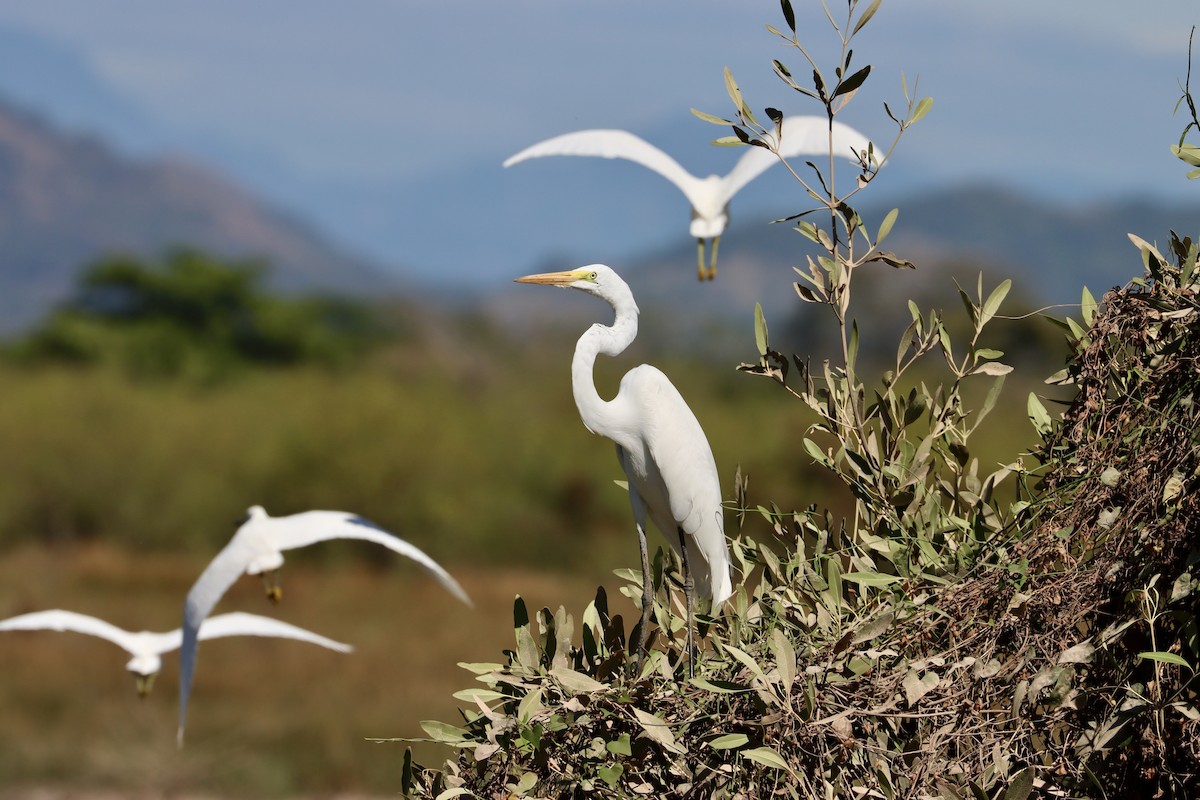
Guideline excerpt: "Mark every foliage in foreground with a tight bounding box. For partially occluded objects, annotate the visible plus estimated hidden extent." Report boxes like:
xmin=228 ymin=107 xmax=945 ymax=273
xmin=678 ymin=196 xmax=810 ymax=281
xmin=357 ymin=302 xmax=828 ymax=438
xmin=398 ymin=4 xmax=1200 ymax=798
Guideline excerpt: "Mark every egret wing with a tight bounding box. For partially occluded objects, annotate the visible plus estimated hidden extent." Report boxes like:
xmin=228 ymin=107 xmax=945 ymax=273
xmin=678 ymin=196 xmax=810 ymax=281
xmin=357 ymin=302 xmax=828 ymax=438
xmin=0 ymin=609 xmax=139 ymax=654
xmin=270 ymin=511 xmax=472 ymax=607
xmin=625 ymin=366 xmax=733 ymax=604
xmin=195 ymin=612 xmax=353 ymax=653
xmin=721 ymin=116 xmax=872 ymax=200
xmin=178 ymin=535 xmax=256 ymax=744
xmin=504 ymin=129 xmax=705 ymax=205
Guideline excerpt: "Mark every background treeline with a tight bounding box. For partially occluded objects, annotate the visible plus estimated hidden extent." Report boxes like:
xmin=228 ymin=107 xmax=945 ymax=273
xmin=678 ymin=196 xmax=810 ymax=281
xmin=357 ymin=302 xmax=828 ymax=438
xmin=0 ymin=250 xmax=1054 ymax=564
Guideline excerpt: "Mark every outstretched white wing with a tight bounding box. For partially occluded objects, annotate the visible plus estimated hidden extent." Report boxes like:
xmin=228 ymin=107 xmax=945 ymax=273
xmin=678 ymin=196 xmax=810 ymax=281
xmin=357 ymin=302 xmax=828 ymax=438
xmin=192 ymin=612 xmax=353 ymax=653
xmin=270 ymin=511 xmax=472 ymax=607
xmin=504 ymin=129 xmax=707 ymax=207
xmin=178 ymin=535 xmax=257 ymax=744
xmin=721 ymin=116 xmax=873 ymax=201
xmin=0 ymin=609 xmax=140 ymax=655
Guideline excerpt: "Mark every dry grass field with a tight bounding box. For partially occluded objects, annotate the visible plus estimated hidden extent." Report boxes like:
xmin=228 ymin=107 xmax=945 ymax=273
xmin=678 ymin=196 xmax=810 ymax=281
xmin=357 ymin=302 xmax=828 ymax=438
xmin=0 ymin=544 xmax=624 ymax=797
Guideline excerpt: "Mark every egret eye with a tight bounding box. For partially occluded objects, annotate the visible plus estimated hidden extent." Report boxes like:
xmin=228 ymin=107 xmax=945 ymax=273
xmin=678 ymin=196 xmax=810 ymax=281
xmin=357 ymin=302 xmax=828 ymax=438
xmin=588 ymin=271 xmax=598 ymax=281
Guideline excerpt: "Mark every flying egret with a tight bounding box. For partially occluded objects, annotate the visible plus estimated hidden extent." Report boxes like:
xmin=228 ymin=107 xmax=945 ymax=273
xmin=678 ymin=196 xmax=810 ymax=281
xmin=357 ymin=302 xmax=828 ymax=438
xmin=515 ymin=264 xmax=732 ymax=672
xmin=178 ymin=505 xmax=471 ymax=743
xmin=0 ymin=609 xmax=352 ymax=697
xmin=504 ymin=116 xmax=873 ymax=280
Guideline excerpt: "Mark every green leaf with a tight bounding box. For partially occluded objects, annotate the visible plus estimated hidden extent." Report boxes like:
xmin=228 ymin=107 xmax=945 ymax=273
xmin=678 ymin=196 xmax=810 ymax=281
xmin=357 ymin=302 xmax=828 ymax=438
xmin=1139 ymin=651 xmax=1193 ymax=669
xmin=709 ymin=733 xmax=750 ymax=750
xmin=605 ymin=732 xmax=632 ymax=756
xmin=420 ymin=720 xmax=470 ymax=744
xmin=770 ymin=628 xmax=796 ymax=692
xmin=780 ymin=0 xmax=796 ymax=33
xmin=1172 ymin=143 xmax=1200 ymax=167
xmin=877 ymin=207 xmax=899 ymax=244
xmin=911 ymin=96 xmax=933 ymax=124
xmin=452 ymin=687 xmax=506 ymax=703
xmin=722 ymin=642 xmax=768 ymax=682
xmin=457 ymin=661 xmax=504 ymax=674
xmin=834 ymin=65 xmax=871 ymax=98
xmin=689 ymin=676 xmax=753 ymax=694
xmin=1001 ymin=768 xmax=1035 ymax=800
xmin=596 ymin=764 xmax=623 ymax=787
xmin=842 ymin=571 xmax=901 ymax=587
xmin=742 ymin=746 xmax=791 ymax=771
xmin=980 ymin=279 xmax=1011 ymax=326
xmin=550 ymin=667 xmax=605 ymax=694
xmin=754 ymin=303 xmax=769 ymax=356
xmin=1081 ymin=286 xmax=1097 ymax=326
xmin=852 ymin=0 xmax=882 ymax=35
xmin=851 ymin=611 xmax=894 ymax=645
xmin=1027 ymin=392 xmax=1052 ymax=436
xmin=902 ymin=669 xmax=941 ymax=706
xmin=632 ymin=707 xmax=685 ymax=754
xmin=434 ymin=789 xmax=480 ymax=800
xmin=971 ymin=362 xmax=1013 ymax=377
xmin=724 ymin=67 xmax=756 ymax=126
xmin=690 ymin=108 xmax=733 ymax=126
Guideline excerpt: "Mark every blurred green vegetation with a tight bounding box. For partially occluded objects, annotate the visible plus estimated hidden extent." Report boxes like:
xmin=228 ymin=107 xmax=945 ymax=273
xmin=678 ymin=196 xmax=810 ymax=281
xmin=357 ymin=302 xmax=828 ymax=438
xmin=0 ymin=249 xmax=1059 ymax=795
xmin=4 ymin=249 xmax=383 ymax=381
xmin=0 ymin=249 xmax=1052 ymax=567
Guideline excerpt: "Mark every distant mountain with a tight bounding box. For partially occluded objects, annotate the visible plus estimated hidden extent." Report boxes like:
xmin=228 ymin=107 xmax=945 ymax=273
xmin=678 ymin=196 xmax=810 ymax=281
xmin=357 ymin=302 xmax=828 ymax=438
xmin=0 ymin=98 xmax=398 ymax=332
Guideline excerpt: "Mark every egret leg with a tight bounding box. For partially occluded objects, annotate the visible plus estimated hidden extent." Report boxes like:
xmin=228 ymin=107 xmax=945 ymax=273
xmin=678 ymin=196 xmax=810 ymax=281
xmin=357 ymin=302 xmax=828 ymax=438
xmin=635 ymin=521 xmax=653 ymax=665
xmin=676 ymin=527 xmax=695 ymax=677
xmin=261 ymin=570 xmax=283 ymax=604
xmin=706 ymin=236 xmax=720 ymax=280
xmin=696 ymin=239 xmax=707 ymax=281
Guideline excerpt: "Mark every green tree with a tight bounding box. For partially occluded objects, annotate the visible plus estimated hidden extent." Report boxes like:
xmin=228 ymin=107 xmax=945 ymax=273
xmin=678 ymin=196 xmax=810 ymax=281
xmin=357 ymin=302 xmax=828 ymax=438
xmin=7 ymin=249 xmax=381 ymax=380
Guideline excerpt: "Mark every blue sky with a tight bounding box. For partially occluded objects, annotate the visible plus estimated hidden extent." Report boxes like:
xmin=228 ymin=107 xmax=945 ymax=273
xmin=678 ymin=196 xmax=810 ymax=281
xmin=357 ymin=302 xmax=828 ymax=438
xmin=0 ymin=1 xmax=1194 ymax=279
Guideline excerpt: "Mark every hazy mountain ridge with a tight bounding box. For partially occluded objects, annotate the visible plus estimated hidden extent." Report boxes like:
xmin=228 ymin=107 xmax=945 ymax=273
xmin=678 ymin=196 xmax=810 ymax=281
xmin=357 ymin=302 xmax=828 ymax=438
xmin=0 ymin=97 xmax=398 ymax=332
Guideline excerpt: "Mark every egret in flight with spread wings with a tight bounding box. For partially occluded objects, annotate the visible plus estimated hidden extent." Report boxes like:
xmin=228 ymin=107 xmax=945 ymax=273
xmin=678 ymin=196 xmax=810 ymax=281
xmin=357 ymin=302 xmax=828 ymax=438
xmin=178 ymin=505 xmax=471 ymax=743
xmin=0 ymin=609 xmax=351 ymax=697
xmin=504 ymin=116 xmax=873 ymax=280
xmin=515 ymin=264 xmax=732 ymax=671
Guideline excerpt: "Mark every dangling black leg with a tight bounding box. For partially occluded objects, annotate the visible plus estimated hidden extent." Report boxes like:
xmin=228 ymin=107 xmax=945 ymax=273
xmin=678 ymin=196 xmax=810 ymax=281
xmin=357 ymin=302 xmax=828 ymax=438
xmin=696 ymin=239 xmax=707 ymax=281
xmin=676 ymin=527 xmax=695 ymax=677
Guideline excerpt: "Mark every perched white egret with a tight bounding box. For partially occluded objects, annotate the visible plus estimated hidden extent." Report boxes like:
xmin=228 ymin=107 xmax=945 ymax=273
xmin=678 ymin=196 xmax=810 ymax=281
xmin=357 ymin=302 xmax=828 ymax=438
xmin=0 ymin=609 xmax=352 ymax=697
xmin=178 ymin=505 xmax=471 ymax=743
xmin=504 ymin=116 xmax=873 ymax=280
xmin=515 ymin=264 xmax=732 ymax=670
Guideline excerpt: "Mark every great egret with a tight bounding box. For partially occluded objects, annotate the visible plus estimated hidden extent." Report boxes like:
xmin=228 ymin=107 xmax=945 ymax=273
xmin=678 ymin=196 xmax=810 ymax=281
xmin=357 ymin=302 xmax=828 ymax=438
xmin=178 ymin=505 xmax=471 ymax=742
xmin=515 ymin=264 xmax=732 ymax=671
xmin=0 ymin=609 xmax=351 ymax=697
xmin=503 ymin=116 xmax=873 ymax=280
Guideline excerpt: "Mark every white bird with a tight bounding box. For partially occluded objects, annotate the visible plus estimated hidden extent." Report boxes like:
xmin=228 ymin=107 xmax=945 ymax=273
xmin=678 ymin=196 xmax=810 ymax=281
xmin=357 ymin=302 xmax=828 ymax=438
xmin=504 ymin=116 xmax=873 ymax=280
xmin=178 ymin=505 xmax=471 ymax=743
xmin=0 ymin=609 xmax=352 ymax=697
xmin=515 ymin=264 xmax=732 ymax=672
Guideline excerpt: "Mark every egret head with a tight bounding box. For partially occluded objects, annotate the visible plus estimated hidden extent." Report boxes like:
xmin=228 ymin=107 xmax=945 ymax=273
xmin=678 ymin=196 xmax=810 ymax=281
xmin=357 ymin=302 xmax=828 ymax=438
xmin=242 ymin=505 xmax=268 ymax=523
xmin=515 ymin=265 xmax=638 ymax=313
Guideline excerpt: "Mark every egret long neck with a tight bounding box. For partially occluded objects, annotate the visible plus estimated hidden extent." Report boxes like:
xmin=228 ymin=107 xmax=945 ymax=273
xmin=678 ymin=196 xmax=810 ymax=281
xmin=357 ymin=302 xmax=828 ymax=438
xmin=571 ymin=299 xmax=638 ymax=439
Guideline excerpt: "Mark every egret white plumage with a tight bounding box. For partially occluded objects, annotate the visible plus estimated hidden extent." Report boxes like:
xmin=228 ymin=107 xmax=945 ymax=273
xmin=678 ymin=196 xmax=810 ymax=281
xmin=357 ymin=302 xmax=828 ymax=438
xmin=0 ymin=609 xmax=351 ymax=697
xmin=178 ymin=506 xmax=471 ymax=742
xmin=515 ymin=264 xmax=732 ymax=671
xmin=504 ymin=116 xmax=873 ymax=280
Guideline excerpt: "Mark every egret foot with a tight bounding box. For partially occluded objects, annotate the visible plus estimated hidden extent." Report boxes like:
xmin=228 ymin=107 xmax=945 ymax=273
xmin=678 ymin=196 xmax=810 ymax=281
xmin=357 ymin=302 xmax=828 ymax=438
xmin=261 ymin=571 xmax=283 ymax=604
xmin=705 ymin=236 xmax=720 ymax=281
